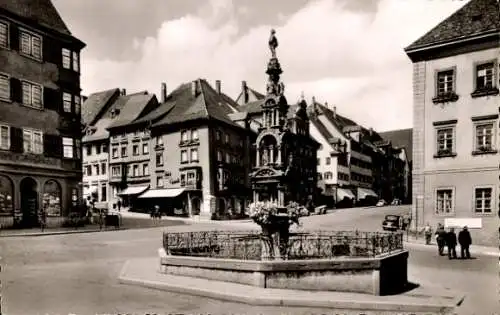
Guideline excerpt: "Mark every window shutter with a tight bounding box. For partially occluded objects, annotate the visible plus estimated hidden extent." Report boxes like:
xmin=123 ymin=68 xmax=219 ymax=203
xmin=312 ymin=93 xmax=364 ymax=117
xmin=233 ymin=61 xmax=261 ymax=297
xmin=43 ymin=87 xmax=60 ymax=111
xmin=10 ymin=78 xmax=21 ymax=103
xmin=9 ymin=127 xmax=23 ymax=153
xmin=43 ymin=36 xmax=61 ymax=65
xmin=53 ymin=135 xmax=62 ymax=157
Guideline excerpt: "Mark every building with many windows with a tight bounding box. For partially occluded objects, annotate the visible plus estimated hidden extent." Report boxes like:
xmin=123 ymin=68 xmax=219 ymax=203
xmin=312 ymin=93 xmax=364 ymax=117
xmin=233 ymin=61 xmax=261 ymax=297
xmin=0 ymin=0 xmax=85 ymax=228
xmin=406 ymin=0 xmax=499 ymax=245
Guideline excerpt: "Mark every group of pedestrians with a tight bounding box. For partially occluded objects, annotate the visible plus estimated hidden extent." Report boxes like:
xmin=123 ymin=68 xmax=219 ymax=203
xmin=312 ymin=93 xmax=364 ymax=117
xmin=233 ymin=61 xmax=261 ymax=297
xmin=423 ymin=222 xmax=472 ymax=259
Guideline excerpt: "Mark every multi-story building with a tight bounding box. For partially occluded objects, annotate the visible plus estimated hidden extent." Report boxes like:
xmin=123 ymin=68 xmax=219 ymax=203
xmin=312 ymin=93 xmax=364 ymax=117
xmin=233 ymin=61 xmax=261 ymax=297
xmin=406 ymin=0 xmax=499 ymax=245
xmin=81 ymin=88 xmax=122 ymax=209
xmin=128 ymin=79 xmax=253 ymax=219
xmin=0 ymin=0 xmax=85 ymax=228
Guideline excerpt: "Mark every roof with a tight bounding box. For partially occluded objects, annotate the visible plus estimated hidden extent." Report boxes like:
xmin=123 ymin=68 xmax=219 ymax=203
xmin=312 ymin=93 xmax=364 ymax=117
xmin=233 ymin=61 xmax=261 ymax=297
xmin=82 ymin=88 xmax=120 ymax=126
xmin=153 ymin=79 xmax=242 ymax=129
xmin=379 ymin=128 xmax=413 ymax=161
xmin=0 ymin=0 xmax=72 ymax=36
xmin=235 ymin=87 xmax=266 ymax=106
xmin=107 ymin=92 xmax=156 ymax=129
xmin=405 ymin=0 xmax=500 ymax=51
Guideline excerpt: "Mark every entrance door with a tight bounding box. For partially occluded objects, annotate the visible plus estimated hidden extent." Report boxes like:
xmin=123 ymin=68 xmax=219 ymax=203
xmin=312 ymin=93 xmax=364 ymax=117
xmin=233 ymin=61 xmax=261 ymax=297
xmin=192 ymin=198 xmax=201 ymax=215
xmin=20 ymin=177 xmax=38 ymax=227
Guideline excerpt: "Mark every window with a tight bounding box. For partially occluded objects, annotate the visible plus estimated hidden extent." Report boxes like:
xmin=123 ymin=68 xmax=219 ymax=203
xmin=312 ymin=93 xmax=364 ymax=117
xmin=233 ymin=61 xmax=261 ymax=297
xmin=111 ymin=166 xmax=120 ymax=177
xmin=191 ymin=129 xmax=199 ymax=141
xmin=216 ymin=130 xmax=221 ymax=141
xmin=317 ymin=173 xmax=323 ymax=180
xmin=62 ymin=48 xmax=71 ymax=69
xmin=217 ymin=150 xmax=222 ymax=162
xmin=21 ymin=81 xmax=42 ymax=109
xmin=127 ymin=165 xmax=132 ymax=176
xmin=23 ymin=129 xmax=43 ymax=154
xmin=155 ymin=136 xmax=163 ymax=146
xmin=0 ymin=74 xmax=10 ymax=100
xmin=94 ymin=164 xmax=100 ymax=176
xmin=74 ymin=96 xmax=81 ymax=114
xmin=0 ymin=22 xmax=8 ymax=48
xmin=86 ymin=145 xmax=92 ymax=156
xmin=181 ymin=150 xmax=188 ymax=163
xmin=101 ymin=163 xmax=106 ymax=175
xmin=324 ymin=172 xmax=332 ymax=180
xmin=112 ymin=146 xmax=118 ymax=158
xmin=157 ymin=176 xmax=164 ymax=187
xmin=225 ymin=152 xmax=230 ymax=163
xmin=142 ymin=163 xmax=149 ymax=176
xmin=133 ymin=164 xmax=139 ymax=177
xmin=72 ymin=52 xmax=79 ymax=72
xmin=224 ymin=133 xmax=229 ymax=144
xmin=436 ymin=70 xmax=454 ymax=95
xmin=474 ymin=187 xmax=492 ymax=213
xmin=0 ymin=125 xmax=10 ymax=150
xmin=133 ymin=144 xmax=139 ymax=156
xmin=142 ymin=143 xmax=149 ymax=154
xmin=326 ymin=157 xmax=331 ymax=165
xmin=102 ymin=144 xmax=108 ymax=153
xmin=101 ymin=183 xmax=107 ymax=202
xmin=475 ymin=63 xmax=494 ymax=90
xmin=190 ymin=148 xmax=198 ymax=162
xmin=317 ymin=158 xmax=320 ymax=165
xmin=181 ymin=130 xmax=189 ymax=143
xmin=63 ymin=92 xmax=72 ymax=112
xmin=43 ymin=180 xmax=61 ymax=216
xmin=156 ymin=152 xmax=163 ymax=166
xmin=62 ymin=137 xmax=74 ymax=158
xmin=121 ymin=146 xmax=127 ymax=157
xmin=20 ymin=30 xmax=42 ymax=60
xmin=436 ymin=189 xmax=453 ymax=214
xmin=436 ymin=127 xmax=454 ymax=155
xmin=474 ymin=123 xmax=494 ymax=151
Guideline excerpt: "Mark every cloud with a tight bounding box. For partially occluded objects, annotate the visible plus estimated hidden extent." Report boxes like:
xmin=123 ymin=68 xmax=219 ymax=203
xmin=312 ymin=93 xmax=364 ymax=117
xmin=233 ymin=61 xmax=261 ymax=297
xmin=81 ymin=0 xmax=466 ymax=132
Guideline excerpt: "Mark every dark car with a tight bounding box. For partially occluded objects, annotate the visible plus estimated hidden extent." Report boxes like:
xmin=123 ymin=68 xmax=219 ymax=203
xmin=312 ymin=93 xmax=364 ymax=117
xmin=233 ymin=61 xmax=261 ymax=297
xmin=382 ymin=215 xmax=406 ymax=231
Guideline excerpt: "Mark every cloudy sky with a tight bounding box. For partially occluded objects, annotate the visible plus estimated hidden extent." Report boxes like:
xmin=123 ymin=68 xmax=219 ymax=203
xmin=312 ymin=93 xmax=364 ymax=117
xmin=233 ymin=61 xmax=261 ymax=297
xmin=53 ymin=0 xmax=466 ymax=132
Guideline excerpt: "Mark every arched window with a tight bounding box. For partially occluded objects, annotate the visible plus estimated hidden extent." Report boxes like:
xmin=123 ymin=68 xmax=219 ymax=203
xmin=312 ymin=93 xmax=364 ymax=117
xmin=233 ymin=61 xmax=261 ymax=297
xmin=0 ymin=175 xmax=14 ymax=216
xmin=43 ymin=180 xmax=62 ymax=216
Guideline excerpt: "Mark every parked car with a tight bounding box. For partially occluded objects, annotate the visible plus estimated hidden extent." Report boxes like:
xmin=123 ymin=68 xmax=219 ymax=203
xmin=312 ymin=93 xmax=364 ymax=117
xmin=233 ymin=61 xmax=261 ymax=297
xmin=376 ymin=199 xmax=387 ymax=207
xmin=314 ymin=205 xmax=328 ymax=215
xmin=391 ymin=198 xmax=401 ymax=205
xmin=382 ymin=214 xmax=406 ymax=231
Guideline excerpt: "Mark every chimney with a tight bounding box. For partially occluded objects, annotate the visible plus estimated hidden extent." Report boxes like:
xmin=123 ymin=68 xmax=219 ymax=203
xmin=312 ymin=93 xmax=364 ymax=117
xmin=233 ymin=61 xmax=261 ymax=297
xmin=241 ymin=81 xmax=248 ymax=103
xmin=333 ymin=106 xmax=337 ymax=118
xmin=191 ymin=80 xmax=198 ymax=97
xmin=121 ymin=89 xmax=126 ymax=96
xmin=215 ymin=80 xmax=221 ymax=95
xmin=161 ymin=83 xmax=167 ymax=103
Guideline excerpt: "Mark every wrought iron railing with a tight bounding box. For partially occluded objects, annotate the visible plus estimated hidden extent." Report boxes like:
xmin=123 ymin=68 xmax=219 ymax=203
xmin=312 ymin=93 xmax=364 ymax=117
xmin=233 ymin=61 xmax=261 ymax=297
xmin=163 ymin=230 xmax=404 ymax=260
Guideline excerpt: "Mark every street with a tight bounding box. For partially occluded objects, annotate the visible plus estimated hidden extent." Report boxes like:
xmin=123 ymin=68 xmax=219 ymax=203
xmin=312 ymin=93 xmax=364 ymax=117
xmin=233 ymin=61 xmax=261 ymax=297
xmin=1 ymin=205 xmax=497 ymax=315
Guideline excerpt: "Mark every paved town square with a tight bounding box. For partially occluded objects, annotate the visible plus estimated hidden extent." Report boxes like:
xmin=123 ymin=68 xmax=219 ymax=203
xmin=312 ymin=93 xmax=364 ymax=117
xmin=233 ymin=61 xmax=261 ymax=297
xmin=1 ymin=206 xmax=498 ymax=314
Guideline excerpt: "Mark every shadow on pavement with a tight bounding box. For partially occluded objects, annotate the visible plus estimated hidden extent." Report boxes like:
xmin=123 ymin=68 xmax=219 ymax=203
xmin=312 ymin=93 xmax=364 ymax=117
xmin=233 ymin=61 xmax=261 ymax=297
xmin=382 ymin=281 xmax=420 ymax=296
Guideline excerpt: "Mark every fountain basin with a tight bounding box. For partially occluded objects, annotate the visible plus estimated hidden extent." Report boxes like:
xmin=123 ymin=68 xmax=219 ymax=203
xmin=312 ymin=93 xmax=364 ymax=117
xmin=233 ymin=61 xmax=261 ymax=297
xmin=161 ymin=230 xmax=408 ymax=296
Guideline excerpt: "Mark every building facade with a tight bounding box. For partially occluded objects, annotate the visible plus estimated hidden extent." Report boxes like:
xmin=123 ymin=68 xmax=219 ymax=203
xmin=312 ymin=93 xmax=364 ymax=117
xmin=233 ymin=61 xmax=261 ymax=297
xmin=406 ymin=0 xmax=499 ymax=245
xmin=0 ymin=0 xmax=85 ymax=228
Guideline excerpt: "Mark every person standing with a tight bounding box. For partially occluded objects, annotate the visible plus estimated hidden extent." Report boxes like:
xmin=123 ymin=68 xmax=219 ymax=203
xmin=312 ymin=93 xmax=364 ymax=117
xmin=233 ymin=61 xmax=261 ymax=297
xmin=435 ymin=223 xmax=446 ymax=255
xmin=446 ymin=228 xmax=457 ymax=260
xmin=422 ymin=222 xmax=432 ymax=245
xmin=458 ymin=226 xmax=472 ymax=259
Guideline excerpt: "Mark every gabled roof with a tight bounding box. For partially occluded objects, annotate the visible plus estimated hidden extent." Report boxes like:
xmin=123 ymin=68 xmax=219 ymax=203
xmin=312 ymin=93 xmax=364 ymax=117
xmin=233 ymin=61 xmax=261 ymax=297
xmin=107 ymin=92 xmax=157 ymax=129
xmin=238 ymin=99 xmax=265 ymax=114
xmin=235 ymin=87 xmax=266 ymax=106
xmin=405 ymin=0 xmax=500 ymax=51
xmin=0 ymin=0 xmax=72 ymax=36
xmin=153 ymin=79 xmax=242 ymax=129
xmin=379 ymin=128 xmax=413 ymax=161
xmin=82 ymin=88 xmax=120 ymax=126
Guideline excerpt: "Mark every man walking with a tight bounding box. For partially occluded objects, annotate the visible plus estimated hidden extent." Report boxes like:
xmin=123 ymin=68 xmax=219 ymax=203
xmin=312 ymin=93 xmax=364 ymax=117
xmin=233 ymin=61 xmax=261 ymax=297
xmin=423 ymin=222 xmax=432 ymax=245
xmin=446 ymin=228 xmax=457 ymax=260
xmin=458 ymin=226 xmax=472 ymax=259
xmin=435 ymin=223 xmax=446 ymax=255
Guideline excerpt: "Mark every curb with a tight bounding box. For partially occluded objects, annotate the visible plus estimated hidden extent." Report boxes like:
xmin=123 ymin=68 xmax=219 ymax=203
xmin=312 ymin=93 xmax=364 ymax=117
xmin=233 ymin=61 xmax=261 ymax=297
xmin=0 ymin=227 xmax=128 ymax=237
xmin=118 ymin=260 xmax=460 ymax=313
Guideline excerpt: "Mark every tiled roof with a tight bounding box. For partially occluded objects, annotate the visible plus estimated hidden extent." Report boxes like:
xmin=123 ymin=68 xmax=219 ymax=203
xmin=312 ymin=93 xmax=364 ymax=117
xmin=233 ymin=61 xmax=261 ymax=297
xmin=153 ymin=79 xmax=243 ymax=129
xmin=82 ymin=88 xmax=120 ymax=126
xmin=238 ymin=99 xmax=265 ymax=114
xmin=235 ymin=87 xmax=266 ymax=106
xmin=379 ymin=128 xmax=413 ymax=161
xmin=0 ymin=0 xmax=72 ymax=35
xmin=107 ymin=92 xmax=157 ymax=129
xmin=406 ymin=0 xmax=500 ymax=51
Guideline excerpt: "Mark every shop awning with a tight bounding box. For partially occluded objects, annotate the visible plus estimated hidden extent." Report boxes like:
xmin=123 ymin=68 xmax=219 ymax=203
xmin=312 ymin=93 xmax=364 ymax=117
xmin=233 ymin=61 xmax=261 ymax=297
xmin=138 ymin=188 xmax=185 ymax=199
xmin=118 ymin=185 xmax=149 ymax=196
xmin=357 ymin=187 xmax=378 ymax=199
xmin=337 ymin=188 xmax=355 ymax=200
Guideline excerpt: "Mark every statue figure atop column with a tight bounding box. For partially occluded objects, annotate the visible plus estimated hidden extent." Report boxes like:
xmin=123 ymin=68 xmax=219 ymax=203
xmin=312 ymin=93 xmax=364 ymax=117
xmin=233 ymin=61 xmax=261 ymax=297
xmin=269 ymin=29 xmax=278 ymax=58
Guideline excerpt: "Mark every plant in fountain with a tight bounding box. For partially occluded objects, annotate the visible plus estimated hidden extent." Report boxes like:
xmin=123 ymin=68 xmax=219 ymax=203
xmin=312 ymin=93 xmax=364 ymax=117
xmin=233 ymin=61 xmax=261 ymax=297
xmin=247 ymin=201 xmax=279 ymax=226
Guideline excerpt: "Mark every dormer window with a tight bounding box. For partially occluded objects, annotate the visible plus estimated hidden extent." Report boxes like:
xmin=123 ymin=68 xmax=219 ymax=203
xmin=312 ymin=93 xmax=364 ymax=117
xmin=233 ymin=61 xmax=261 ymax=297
xmin=110 ymin=108 xmax=120 ymax=118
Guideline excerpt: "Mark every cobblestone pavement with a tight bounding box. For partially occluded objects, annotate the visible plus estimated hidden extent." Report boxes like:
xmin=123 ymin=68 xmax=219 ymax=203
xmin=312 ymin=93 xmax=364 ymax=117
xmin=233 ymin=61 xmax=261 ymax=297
xmin=1 ymin=205 xmax=497 ymax=314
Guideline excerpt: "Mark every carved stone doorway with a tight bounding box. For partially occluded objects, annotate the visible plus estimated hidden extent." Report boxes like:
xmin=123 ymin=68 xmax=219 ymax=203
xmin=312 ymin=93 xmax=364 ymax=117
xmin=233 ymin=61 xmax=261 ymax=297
xmin=20 ymin=177 xmax=38 ymax=227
